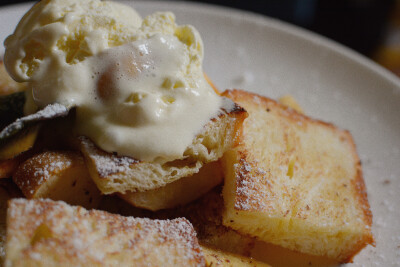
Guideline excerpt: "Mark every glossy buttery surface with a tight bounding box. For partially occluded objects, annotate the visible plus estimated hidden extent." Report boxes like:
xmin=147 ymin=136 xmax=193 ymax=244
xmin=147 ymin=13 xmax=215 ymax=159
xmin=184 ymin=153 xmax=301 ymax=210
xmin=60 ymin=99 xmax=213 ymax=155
xmin=1 ymin=1 xmax=399 ymax=266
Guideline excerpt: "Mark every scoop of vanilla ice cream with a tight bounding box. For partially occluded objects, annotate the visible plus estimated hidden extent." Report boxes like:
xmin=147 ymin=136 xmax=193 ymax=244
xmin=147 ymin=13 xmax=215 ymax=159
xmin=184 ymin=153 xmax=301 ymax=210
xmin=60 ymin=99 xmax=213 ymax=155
xmin=73 ymin=12 xmax=215 ymax=161
xmin=3 ymin=0 xmax=221 ymax=162
xmin=4 ymin=0 xmax=142 ymax=82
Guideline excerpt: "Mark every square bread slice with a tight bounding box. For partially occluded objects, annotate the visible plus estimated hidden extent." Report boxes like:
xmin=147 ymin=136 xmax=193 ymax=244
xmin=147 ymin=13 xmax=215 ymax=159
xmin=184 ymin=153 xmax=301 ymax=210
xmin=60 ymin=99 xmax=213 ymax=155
xmin=221 ymin=89 xmax=374 ymax=262
xmin=98 ymin=186 xmax=257 ymax=257
xmin=79 ymin=97 xmax=247 ymax=194
xmin=5 ymin=198 xmax=205 ymax=267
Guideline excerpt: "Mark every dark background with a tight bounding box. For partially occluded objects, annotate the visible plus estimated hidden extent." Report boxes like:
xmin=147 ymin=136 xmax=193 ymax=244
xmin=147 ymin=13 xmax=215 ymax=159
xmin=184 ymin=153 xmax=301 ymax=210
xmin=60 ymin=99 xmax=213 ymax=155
xmin=0 ymin=0 xmax=396 ymax=58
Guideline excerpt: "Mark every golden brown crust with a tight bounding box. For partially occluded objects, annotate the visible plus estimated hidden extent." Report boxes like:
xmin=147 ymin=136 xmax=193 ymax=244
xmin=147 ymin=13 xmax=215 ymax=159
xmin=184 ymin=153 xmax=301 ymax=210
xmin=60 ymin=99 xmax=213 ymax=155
xmin=79 ymin=137 xmax=140 ymax=178
xmin=79 ymin=98 xmax=248 ymax=194
xmin=12 ymin=151 xmax=102 ymax=209
xmin=223 ymin=89 xmax=339 ymax=132
xmin=119 ymin=161 xmax=224 ymax=211
xmin=342 ymin=135 xmax=375 ymax=262
xmin=221 ymin=89 xmax=374 ymax=262
xmin=13 ymin=151 xmax=86 ymax=198
xmin=153 ymin=186 xmax=257 ymax=257
xmin=0 ymin=179 xmax=23 ymax=265
xmin=6 ymin=199 xmax=206 ymax=267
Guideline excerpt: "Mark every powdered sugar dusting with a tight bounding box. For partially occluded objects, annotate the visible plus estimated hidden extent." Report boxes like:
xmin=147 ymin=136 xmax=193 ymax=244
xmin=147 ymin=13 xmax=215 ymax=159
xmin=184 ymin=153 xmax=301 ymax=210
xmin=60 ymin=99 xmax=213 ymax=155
xmin=0 ymin=223 xmax=5 ymax=264
xmin=14 ymin=152 xmax=72 ymax=197
xmin=92 ymin=154 xmax=136 ymax=177
xmin=6 ymin=199 xmax=205 ymax=266
xmin=234 ymin=159 xmax=269 ymax=211
xmin=27 ymin=103 xmax=69 ymax=120
xmin=0 ymin=103 xmax=69 ymax=139
xmin=79 ymin=136 xmax=138 ymax=177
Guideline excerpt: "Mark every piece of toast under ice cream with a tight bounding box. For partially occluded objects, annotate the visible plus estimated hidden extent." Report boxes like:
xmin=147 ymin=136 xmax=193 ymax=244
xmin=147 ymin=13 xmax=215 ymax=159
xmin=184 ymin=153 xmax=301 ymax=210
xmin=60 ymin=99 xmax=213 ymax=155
xmin=118 ymin=161 xmax=223 ymax=211
xmin=79 ymin=97 xmax=247 ymax=194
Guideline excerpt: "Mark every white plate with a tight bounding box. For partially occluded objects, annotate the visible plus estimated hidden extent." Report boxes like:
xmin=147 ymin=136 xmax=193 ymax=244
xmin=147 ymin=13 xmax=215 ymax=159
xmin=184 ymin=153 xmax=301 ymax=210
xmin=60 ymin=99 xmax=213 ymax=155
xmin=1 ymin=1 xmax=400 ymax=266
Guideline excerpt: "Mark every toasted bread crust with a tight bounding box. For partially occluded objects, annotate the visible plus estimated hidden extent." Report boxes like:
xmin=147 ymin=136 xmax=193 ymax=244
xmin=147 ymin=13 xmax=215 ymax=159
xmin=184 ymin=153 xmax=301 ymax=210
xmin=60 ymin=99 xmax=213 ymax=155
xmin=224 ymin=89 xmax=374 ymax=232
xmin=153 ymin=186 xmax=257 ymax=257
xmin=80 ymin=97 xmax=247 ymax=194
xmin=0 ymin=179 xmax=23 ymax=264
xmin=13 ymin=151 xmax=83 ymax=198
xmin=12 ymin=151 xmax=102 ymax=209
xmin=221 ymin=89 xmax=374 ymax=262
xmin=5 ymin=199 xmax=205 ymax=267
xmin=119 ymin=161 xmax=224 ymax=211
xmin=345 ymin=149 xmax=375 ymax=261
xmin=223 ymin=89 xmax=338 ymax=131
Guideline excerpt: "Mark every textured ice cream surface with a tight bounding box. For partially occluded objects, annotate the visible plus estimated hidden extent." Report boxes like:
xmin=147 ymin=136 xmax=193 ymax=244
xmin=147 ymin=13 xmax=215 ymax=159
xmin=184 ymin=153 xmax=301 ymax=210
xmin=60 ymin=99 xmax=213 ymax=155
xmin=4 ymin=0 xmax=142 ymax=82
xmin=4 ymin=0 xmax=221 ymax=162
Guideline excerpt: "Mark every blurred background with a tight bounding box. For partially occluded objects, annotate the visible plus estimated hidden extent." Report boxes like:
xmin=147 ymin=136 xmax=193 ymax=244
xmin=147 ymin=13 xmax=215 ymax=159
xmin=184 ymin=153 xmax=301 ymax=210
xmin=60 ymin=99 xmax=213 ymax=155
xmin=1 ymin=0 xmax=400 ymax=76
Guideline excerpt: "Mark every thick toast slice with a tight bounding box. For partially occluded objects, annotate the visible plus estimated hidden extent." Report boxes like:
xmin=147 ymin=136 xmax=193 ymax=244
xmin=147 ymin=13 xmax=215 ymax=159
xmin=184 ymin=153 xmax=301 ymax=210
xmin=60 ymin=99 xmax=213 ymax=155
xmin=12 ymin=151 xmax=102 ymax=209
xmin=119 ymin=161 xmax=224 ymax=211
xmin=79 ymin=97 xmax=247 ymax=194
xmin=5 ymin=198 xmax=205 ymax=267
xmin=98 ymin=186 xmax=257 ymax=257
xmin=0 ymin=179 xmax=22 ymax=266
xmin=221 ymin=89 xmax=374 ymax=262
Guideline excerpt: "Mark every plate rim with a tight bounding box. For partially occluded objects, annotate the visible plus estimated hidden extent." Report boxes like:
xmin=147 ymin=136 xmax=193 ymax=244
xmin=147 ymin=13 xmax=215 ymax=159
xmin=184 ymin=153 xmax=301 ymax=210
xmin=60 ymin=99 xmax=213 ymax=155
xmin=1 ymin=0 xmax=400 ymax=91
xmin=0 ymin=1 xmax=398 ymax=265
xmin=129 ymin=0 xmax=400 ymax=90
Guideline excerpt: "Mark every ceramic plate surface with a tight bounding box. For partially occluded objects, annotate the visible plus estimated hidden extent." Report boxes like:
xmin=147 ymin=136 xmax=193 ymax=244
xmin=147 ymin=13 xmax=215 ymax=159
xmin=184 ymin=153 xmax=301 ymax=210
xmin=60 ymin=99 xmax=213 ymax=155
xmin=1 ymin=1 xmax=399 ymax=266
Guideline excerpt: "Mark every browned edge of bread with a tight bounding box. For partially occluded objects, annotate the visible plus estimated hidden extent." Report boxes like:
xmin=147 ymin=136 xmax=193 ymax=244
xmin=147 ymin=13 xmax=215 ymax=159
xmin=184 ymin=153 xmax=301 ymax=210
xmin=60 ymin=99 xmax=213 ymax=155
xmin=221 ymin=89 xmax=374 ymax=262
